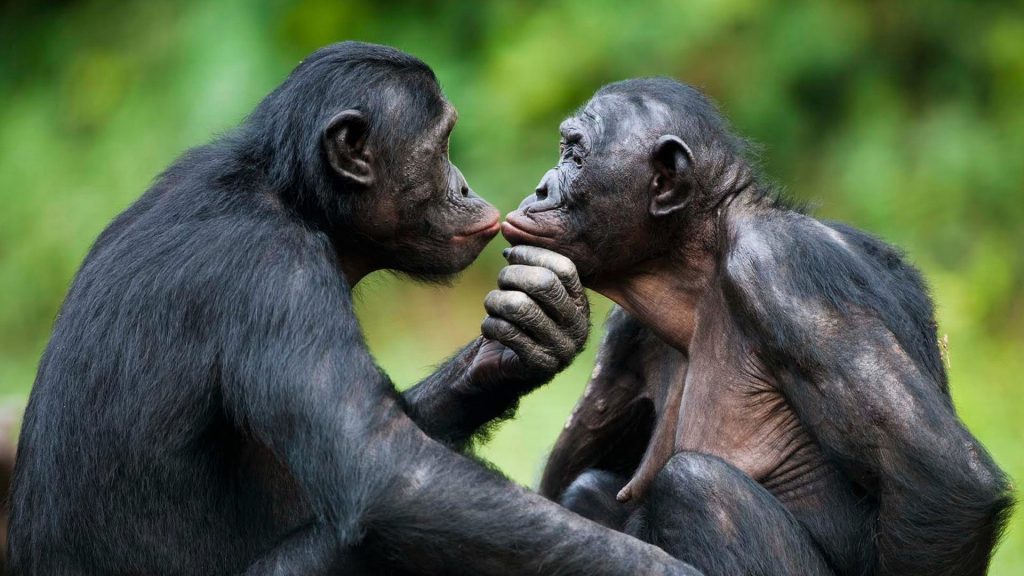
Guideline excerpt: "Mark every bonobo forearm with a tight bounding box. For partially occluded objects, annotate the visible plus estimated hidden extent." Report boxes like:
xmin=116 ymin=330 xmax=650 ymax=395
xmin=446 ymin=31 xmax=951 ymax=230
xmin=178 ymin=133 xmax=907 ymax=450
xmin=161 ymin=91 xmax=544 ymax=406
xmin=402 ymin=337 xmax=536 ymax=449
xmin=364 ymin=432 xmax=699 ymax=576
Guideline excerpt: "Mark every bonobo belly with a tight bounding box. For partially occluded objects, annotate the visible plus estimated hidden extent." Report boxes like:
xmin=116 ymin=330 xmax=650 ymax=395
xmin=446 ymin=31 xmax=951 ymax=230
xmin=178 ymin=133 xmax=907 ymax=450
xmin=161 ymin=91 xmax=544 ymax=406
xmin=675 ymin=350 xmax=873 ymax=573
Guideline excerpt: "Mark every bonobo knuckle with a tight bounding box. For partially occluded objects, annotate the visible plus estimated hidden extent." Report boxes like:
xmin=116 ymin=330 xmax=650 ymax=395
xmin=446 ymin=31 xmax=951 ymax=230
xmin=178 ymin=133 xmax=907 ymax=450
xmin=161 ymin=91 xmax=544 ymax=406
xmin=540 ymin=268 xmax=565 ymax=295
xmin=496 ymin=264 xmax=526 ymax=287
xmin=550 ymin=258 xmax=577 ymax=282
xmin=553 ymin=341 xmax=576 ymax=364
xmin=485 ymin=290 xmax=530 ymax=318
xmin=482 ymin=316 xmax=516 ymax=341
xmin=533 ymin=353 xmax=559 ymax=374
xmin=572 ymin=330 xmax=589 ymax=349
xmin=573 ymin=316 xmax=591 ymax=336
xmin=508 ymin=246 xmax=577 ymax=281
xmin=531 ymin=266 xmax=561 ymax=291
xmin=503 ymin=290 xmax=532 ymax=314
xmin=484 ymin=289 xmax=503 ymax=308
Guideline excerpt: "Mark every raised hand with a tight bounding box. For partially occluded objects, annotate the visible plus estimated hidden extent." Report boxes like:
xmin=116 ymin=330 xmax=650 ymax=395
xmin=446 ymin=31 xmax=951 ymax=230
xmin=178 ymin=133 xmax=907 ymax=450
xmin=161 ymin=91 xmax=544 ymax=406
xmin=470 ymin=245 xmax=590 ymax=387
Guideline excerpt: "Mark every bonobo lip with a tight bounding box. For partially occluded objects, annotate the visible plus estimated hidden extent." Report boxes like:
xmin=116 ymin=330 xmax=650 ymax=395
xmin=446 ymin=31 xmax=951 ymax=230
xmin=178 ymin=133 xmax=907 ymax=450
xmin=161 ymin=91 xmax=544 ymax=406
xmin=453 ymin=214 xmax=501 ymax=241
xmin=501 ymin=211 xmax=556 ymax=246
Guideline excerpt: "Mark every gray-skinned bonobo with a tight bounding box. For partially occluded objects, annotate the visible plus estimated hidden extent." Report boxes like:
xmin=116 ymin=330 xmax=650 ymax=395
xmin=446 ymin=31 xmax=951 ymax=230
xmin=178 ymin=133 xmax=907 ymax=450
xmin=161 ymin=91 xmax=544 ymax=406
xmin=8 ymin=45 xmax=698 ymax=576
xmin=503 ymin=78 xmax=1013 ymax=576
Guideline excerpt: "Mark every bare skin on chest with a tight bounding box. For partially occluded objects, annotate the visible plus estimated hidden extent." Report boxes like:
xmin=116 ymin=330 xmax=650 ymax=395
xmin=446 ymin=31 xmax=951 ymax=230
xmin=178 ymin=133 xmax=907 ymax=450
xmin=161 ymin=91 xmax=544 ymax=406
xmin=614 ymin=284 xmax=833 ymax=508
xmin=676 ymin=305 xmax=827 ymax=501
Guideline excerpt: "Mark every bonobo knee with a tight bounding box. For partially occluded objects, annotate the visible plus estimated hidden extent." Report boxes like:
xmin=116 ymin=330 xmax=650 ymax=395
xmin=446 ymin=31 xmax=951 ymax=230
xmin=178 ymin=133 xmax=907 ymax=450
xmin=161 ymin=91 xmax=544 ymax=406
xmin=559 ymin=470 xmax=631 ymax=530
xmin=639 ymin=453 xmax=743 ymax=549
xmin=648 ymin=452 xmax=735 ymax=510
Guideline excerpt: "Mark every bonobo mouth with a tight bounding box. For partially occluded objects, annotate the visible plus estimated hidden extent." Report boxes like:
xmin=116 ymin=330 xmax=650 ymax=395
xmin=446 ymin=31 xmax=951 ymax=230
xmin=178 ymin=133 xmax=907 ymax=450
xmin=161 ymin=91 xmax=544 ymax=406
xmin=501 ymin=210 xmax=558 ymax=247
xmin=452 ymin=212 xmax=501 ymax=242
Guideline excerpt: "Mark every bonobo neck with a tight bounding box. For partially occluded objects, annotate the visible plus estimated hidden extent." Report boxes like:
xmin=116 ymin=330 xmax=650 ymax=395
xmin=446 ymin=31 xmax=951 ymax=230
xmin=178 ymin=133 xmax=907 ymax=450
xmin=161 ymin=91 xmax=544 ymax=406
xmin=590 ymin=235 xmax=718 ymax=355
xmin=589 ymin=214 xmax=724 ymax=350
xmin=335 ymin=250 xmax=376 ymax=287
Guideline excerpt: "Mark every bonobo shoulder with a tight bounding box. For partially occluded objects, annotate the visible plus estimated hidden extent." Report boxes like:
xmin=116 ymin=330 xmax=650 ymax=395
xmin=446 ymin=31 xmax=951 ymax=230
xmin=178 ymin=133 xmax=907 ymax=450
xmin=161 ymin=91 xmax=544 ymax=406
xmin=603 ymin=306 xmax=648 ymax=346
xmin=720 ymin=206 xmax=805 ymax=323
xmin=722 ymin=202 xmax=944 ymax=383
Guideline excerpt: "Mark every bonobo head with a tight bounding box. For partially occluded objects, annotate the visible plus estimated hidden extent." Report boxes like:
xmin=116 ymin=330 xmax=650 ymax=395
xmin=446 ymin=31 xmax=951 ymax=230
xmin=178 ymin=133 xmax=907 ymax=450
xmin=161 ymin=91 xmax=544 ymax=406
xmin=249 ymin=42 xmax=499 ymax=283
xmin=503 ymin=78 xmax=754 ymax=285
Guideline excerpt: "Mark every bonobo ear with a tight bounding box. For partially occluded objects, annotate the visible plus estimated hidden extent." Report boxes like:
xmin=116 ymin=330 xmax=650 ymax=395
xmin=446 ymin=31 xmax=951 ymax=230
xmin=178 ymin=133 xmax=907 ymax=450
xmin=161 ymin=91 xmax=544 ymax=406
xmin=649 ymin=135 xmax=696 ymax=217
xmin=323 ymin=109 xmax=374 ymax=188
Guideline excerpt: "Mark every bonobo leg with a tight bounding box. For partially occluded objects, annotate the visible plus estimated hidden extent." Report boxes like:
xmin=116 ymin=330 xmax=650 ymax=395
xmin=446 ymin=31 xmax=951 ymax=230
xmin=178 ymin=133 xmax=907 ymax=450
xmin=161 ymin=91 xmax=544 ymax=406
xmin=562 ymin=454 xmax=834 ymax=576
xmin=559 ymin=469 xmax=636 ymax=531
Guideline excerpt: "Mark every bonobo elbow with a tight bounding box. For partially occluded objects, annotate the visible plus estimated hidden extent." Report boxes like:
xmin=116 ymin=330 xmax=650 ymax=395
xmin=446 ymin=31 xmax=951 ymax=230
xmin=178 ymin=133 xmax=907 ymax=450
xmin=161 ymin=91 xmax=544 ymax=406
xmin=964 ymin=450 xmax=1014 ymax=521
xmin=947 ymin=459 xmax=1015 ymax=570
xmin=973 ymin=466 xmax=1014 ymax=536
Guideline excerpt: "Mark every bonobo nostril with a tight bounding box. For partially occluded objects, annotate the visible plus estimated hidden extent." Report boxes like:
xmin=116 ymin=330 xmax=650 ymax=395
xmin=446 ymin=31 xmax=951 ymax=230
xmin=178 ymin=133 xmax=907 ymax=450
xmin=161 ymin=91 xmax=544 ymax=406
xmin=460 ymin=185 xmax=469 ymax=198
xmin=535 ymin=186 xmax=548 ymax=201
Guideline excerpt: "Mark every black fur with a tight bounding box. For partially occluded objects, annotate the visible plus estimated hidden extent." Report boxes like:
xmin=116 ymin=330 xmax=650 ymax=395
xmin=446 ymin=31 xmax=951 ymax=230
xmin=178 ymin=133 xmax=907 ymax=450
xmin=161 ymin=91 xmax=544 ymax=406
xmin=533 ymin=78 xmax=1013 ymax=576
xmin=7 ymin=44 xmax=695 ymax=576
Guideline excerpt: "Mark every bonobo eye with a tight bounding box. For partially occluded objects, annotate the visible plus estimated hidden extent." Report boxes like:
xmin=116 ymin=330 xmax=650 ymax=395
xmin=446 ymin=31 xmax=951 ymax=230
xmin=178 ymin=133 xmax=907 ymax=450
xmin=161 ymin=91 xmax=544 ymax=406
xmin=560 ymin=140 xmax=584 ymax=169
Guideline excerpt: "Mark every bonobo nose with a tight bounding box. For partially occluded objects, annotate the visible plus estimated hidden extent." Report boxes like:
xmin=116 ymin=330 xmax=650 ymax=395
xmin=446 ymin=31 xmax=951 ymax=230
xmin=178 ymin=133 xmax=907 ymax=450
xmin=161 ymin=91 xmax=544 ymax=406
xmin=451 ymin=164 xmax=475 ymax=198
xmin=520 ymin=169 xmax=562 ymax=213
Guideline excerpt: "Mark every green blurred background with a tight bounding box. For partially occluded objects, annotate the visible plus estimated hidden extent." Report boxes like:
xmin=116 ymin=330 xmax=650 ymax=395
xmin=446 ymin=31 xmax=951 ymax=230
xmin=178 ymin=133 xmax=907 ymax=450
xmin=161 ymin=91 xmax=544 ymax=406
xmin=1 ymin=0 xmax=1021 ymax=571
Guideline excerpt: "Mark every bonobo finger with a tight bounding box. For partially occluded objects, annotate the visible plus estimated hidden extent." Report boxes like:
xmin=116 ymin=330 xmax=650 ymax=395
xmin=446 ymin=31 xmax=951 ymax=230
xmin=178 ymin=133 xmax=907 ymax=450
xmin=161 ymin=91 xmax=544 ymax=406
xmin=481 ymin=317 xmax=560 ymax=374
xmin=497 ymin=265 xmax=575 ymax=324
xmin=503 ymin=246 xmax=584 ymax=299
xmin=484 ymin=290 xmax=576 ymax=359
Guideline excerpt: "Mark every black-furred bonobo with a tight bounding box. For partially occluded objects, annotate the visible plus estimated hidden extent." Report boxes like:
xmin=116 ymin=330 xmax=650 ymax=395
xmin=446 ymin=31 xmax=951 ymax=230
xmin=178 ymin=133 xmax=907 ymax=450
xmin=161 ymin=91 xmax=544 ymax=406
xmin=503 ymin=78 xmax=1013 ymax=576
xmin=7 ymin=45 xmax=698 ymax=576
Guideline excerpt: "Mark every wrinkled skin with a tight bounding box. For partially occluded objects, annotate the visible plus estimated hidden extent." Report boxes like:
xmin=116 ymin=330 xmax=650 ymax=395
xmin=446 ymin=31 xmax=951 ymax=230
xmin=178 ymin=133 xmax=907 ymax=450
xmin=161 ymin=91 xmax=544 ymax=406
xmin=509 ymin=78 xmax=1011 ymax=576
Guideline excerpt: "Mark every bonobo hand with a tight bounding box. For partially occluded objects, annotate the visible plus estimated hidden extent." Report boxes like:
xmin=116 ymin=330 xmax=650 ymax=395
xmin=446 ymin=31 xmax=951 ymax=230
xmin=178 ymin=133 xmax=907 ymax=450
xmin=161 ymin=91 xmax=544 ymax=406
xmin=469 ymin=245 xmax=590 ymax=389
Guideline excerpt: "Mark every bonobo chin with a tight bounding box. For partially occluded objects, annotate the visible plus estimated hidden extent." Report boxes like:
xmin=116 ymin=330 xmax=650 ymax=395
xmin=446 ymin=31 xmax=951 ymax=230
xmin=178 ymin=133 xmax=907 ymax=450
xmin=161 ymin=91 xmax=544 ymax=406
xmin=508 ymin=77 xmax=1011 ymax=576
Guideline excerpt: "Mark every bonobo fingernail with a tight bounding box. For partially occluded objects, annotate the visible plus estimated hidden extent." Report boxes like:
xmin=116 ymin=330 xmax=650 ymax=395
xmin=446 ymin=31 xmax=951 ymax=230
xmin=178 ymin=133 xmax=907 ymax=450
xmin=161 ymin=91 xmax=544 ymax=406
xmin=502 ymin=248 xmax=511 ymax=258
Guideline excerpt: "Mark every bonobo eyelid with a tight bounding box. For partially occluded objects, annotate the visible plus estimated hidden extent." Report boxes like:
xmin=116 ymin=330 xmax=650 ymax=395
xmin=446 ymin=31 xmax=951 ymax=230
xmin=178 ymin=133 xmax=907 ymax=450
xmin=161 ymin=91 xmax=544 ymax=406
xmin=571 ymin=149 xmax=585 ymax=168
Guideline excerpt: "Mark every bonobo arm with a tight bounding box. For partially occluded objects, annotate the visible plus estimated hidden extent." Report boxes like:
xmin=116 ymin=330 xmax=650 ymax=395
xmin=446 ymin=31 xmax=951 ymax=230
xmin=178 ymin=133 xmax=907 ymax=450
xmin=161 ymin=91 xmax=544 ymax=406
xmin=403 ymin=246 xmax=590 ymax=449
xmin=540 ymin=307 xmax=687 ymax=500
xmin=725 ymin=233 xmax=1012 ymax=576
xmin=226 ymin=242 xmax=696 ymax=576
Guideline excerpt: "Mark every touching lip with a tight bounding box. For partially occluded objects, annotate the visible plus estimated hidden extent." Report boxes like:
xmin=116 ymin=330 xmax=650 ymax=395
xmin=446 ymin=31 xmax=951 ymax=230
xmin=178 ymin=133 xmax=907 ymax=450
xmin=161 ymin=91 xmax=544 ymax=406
xmin=454 ymin=216 xmax=501 ymax=240
xmin=501 ymin=212 xmax=554 ymax=246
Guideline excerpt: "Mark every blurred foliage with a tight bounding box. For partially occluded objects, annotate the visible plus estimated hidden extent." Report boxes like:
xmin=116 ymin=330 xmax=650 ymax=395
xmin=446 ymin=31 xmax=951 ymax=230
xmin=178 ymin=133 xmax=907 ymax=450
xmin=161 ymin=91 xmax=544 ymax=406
xmin=1 ymin=0 xmax=1022 ymax=571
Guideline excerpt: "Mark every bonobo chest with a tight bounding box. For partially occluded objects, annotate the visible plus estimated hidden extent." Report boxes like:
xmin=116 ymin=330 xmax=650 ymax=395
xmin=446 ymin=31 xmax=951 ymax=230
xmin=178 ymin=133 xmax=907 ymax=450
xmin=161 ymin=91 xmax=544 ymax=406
xmin=674 ymin=295 xmax=829 ymax=500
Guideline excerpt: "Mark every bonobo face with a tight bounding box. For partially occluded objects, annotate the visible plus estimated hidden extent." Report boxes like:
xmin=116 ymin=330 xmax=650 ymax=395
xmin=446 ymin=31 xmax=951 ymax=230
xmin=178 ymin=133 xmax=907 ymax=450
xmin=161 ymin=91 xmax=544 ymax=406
xmin=503 ymin=93 xmax=688 ymax=283
xmin=324 ymin=91 xmax=500 ymax=280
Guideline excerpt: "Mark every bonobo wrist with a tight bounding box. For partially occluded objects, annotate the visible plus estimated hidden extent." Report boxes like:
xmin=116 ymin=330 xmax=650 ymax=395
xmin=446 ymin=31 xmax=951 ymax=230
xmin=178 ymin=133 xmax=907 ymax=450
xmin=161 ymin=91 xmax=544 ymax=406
xmin=462 ymin=337 xmax=552 ymax=396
